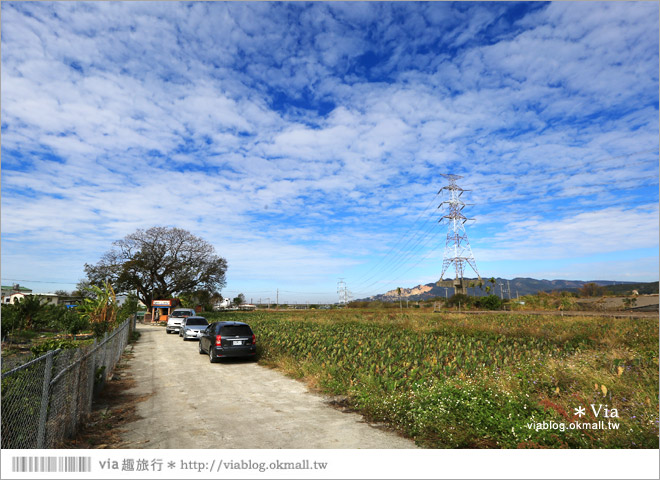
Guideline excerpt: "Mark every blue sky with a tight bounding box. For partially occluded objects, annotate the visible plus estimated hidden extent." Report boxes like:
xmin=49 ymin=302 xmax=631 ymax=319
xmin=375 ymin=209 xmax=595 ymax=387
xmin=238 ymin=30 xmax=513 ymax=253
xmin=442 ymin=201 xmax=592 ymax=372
xmin=1 ymin=1 xmax=658 ymax=304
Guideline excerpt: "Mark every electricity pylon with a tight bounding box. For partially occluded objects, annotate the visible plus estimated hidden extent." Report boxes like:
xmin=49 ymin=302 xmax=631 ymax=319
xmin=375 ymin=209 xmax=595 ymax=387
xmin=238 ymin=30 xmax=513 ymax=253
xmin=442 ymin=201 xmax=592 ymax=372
xmin=437 ymin=174 xmax=481 ymax=295
xmin=337 ymin=278 xmax=352 ymax=305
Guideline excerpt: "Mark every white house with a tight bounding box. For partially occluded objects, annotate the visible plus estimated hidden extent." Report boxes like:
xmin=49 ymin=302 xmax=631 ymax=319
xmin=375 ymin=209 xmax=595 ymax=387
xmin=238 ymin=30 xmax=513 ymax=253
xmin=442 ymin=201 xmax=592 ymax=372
xmin=1 ymin=284 xmax=33 ymax=303
xmin=37 ymin=294 xmax=60 ymax=305
xmin=1 ymin=292 xmax=59 ymax=305
xmin=3 ymin=292 xmax=27 ymax=304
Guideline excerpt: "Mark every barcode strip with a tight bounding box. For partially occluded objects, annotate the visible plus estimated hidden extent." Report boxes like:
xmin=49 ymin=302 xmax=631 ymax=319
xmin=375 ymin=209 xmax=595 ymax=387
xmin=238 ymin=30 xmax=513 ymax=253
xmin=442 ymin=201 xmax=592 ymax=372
xmin=12 ymin=456 xmax=91 ymax=473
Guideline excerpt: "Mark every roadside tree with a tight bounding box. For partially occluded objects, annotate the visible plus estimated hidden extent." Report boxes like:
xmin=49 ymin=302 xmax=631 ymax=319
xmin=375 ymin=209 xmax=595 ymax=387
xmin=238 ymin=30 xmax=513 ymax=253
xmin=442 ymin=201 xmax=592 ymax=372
xmin=84 ymin=226 xmax=227 ymax=309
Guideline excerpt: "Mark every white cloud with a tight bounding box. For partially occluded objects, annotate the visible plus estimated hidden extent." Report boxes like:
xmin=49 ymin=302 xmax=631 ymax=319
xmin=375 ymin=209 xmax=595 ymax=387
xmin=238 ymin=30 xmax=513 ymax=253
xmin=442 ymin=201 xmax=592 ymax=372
xmin=476 ymin=205 xmax=659 ymax=261
xmin=1 ymin=2 xmax=658 ymax=297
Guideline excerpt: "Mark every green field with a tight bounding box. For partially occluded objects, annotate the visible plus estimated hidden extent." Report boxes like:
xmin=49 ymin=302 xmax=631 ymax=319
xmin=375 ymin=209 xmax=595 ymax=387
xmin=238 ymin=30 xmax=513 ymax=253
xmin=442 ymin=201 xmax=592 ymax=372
xmin=204 ymin=309 xmax=659 ymax=448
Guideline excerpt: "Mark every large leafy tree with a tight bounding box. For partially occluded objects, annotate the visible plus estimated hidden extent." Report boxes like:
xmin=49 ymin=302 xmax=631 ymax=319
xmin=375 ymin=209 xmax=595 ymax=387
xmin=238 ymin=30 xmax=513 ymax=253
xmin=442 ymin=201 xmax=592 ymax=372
xmin=84 ymin=226 xmax=227 ymax=308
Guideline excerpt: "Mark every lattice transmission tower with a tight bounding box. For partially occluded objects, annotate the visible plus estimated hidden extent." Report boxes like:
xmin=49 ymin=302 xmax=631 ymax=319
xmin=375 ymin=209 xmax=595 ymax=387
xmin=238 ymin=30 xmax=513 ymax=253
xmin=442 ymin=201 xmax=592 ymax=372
xmin=337 ymin=278 xmax=352 ymax=306
xmin=437 ymin=174 xmax=481 ymax=295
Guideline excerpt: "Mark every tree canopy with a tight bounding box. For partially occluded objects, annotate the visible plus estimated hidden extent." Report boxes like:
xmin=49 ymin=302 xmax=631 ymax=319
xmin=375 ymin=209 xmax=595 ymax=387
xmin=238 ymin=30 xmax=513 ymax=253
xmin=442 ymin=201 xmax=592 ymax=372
xmin=233 ymin=293 xmax=246 ymax=306
xmin=84 ymin=226 xmax=227 ymax=308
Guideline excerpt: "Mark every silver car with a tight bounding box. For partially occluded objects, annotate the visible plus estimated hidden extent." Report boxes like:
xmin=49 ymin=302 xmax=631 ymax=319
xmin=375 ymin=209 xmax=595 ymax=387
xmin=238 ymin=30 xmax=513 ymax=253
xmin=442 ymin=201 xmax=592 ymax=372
xmin=179 ymin=316 xmax=209 ymax=341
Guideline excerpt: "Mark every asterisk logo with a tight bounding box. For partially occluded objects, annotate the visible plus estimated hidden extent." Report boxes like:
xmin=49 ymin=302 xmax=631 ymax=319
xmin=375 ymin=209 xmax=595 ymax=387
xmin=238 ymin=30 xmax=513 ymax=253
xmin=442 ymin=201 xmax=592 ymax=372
xmin=167 ymin=461 xmax=176 ymax=469
xmin=574 ymin=406 xmax=586 ymax=417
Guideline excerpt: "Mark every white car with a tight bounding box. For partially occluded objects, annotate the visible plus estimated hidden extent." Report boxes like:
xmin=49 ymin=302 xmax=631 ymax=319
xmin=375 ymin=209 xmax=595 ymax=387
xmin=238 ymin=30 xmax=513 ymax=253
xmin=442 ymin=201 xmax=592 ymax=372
xmin=166 ymin=308 xmax=196 ymax=334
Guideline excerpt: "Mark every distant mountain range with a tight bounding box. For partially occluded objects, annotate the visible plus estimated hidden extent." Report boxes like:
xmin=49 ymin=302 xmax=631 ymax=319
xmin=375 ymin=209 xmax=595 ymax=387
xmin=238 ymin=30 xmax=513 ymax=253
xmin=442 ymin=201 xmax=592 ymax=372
xmin=364 ymin=278 xmax=658 ymax=301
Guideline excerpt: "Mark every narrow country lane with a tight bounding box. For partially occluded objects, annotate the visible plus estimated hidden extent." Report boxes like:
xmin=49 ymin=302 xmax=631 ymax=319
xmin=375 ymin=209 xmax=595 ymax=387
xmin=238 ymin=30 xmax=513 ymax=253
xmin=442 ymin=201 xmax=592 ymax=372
xmin=118 ymin=324 xmax=416 ymax=449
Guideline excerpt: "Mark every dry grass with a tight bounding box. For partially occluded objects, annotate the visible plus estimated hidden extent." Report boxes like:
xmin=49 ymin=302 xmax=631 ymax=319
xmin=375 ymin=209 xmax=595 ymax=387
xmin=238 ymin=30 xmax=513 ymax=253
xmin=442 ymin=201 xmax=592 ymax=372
xmin=57 ymin=347 xmax=152 ymax=449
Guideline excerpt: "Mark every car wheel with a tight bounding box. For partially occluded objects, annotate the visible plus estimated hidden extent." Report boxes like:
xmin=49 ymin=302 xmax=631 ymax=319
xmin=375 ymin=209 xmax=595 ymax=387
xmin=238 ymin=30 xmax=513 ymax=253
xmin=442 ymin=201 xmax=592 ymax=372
xmin=209 ymin=348 xmax=217 ymax=363
xmin=199 ymin=341 xmax=205 ymax=354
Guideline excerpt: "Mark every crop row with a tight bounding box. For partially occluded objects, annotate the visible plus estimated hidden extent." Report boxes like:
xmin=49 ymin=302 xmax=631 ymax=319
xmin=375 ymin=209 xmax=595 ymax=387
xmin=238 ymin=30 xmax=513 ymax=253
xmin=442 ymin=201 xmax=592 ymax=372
xmin=248 ymin=315 xmax=585 ymax=392
xmin=205 ymin=311 xmax=658 ymax=448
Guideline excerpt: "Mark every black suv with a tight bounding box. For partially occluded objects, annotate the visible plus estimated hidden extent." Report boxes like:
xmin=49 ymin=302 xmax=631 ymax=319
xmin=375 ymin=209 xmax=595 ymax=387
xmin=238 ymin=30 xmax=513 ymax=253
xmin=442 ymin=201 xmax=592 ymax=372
xmin=198 ymin=321 xmax=257 ymax=363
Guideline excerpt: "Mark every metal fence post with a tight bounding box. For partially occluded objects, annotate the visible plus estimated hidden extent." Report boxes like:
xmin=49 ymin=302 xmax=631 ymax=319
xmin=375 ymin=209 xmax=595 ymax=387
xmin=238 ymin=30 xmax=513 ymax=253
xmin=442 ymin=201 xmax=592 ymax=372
xmin=101 ymin=331 xmax=109 ymax=379
xmin=69 ymin=353 xmax=81 ymax=436
xmin=124 ymin=320 xmax=130 ymax=351
xmin=88 ymin=339 xmax=97 ymax=410
xmin=36 ymin=350 xmax=55 ymax=449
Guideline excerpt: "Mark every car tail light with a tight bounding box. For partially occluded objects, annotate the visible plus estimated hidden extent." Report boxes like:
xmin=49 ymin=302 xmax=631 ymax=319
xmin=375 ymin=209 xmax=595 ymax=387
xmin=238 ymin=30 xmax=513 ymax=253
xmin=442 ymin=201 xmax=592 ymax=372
xmin=252 ymin=334 xmax=256 ymax=345
xmin=215 ymin=334 xmax=222 ymax=346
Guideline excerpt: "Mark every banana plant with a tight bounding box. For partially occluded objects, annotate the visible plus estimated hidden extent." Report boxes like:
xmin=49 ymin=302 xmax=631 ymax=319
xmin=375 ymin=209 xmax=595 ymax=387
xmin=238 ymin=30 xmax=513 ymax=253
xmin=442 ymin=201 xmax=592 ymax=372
xmin=78 ymin=281 xmax=118 ymax=336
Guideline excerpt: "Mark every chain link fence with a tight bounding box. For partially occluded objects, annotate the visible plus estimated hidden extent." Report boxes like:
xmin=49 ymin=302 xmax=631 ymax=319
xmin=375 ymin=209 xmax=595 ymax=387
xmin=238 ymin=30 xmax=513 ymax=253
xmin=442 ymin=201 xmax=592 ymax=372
xmin=1 ymin=316 xmax=136 ymax=448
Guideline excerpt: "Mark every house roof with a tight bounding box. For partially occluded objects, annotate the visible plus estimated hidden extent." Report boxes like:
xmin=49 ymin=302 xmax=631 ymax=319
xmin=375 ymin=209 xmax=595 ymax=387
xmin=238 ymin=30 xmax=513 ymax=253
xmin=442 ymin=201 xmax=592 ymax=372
xmin=1 ymin=285 xmax=33 ymax=292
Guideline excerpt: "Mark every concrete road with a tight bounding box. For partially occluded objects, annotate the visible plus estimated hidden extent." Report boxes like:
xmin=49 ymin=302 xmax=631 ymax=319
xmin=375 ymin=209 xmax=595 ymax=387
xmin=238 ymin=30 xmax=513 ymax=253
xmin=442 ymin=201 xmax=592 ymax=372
xmin=119 ymin=324 xmax=416 ymax=449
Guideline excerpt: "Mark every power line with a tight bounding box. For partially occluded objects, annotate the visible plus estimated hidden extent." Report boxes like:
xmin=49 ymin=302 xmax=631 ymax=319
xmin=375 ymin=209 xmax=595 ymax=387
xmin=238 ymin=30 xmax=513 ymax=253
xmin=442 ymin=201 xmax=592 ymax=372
xmin=351 ymin=196 xmax=657 ymax=299
xmin=351 ymin=162 xmax=658 ymax=298
xmin=350 ymin=177 xmax=479 ymax=298
xmin=351 ymin=221 xmax=449 ymax=298
xmin=349 ymin=212 xmax=440 ymax=291
xmin=348 ymin=190 xmax=440 ymax=285
xmin=1 ymin=278 xmax=80 ymax=285
xmin=352 ymin=243 xmax=441 ymax=299
xmin=351 ymin=220 xmax=441 ymax=293
xmin=347 ymin=150 xmax=657 ymax=293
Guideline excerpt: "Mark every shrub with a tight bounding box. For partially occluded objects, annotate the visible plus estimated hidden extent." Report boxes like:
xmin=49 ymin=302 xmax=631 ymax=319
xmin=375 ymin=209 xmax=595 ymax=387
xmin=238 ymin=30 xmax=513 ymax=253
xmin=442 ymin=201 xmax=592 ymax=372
xmin=0 ymin=304 xmax=24 ymax=340
xmin=91 ymin=321 xmax=112 ymax=338
xmin=475 ymin=294 xmax=503 ymax=310
xmin=59 ymin=308 xmax=90 ymax=335
xmin=30 ymin=338 xmax=80 ymax=356
xmin=446 ymin=293 xmax=472 ymax=308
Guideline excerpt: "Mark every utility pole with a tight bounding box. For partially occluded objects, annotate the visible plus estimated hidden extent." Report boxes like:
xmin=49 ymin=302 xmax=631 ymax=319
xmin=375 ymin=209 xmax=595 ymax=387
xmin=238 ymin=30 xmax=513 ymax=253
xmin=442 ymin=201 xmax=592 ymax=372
xmin=276 ymin=289 xmax=279 ymax=309
xmin=507 ymin=281 xmax=511 ymax=300
xmin=437 ymin=174 xmax=481 ymax=295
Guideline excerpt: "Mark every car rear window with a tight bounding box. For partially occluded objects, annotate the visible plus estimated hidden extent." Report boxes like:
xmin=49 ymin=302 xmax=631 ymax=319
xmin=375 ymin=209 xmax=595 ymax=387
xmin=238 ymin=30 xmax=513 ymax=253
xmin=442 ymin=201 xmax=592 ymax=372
xmin=219 ymin=325 xmax=252 ymax=336
xmin=186 ymin=318 xmax=208 ymax=326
